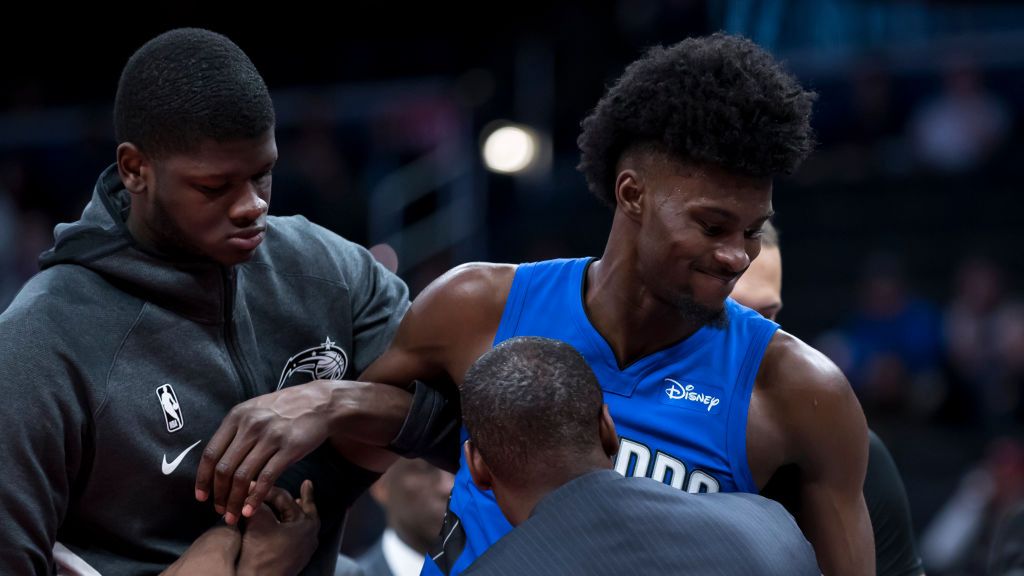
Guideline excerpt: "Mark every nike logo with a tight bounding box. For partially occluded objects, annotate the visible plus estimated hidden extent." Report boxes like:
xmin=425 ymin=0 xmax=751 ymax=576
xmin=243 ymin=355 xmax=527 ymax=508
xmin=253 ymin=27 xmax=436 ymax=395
xmin=162 ymin=439 xmax=202 ymax=475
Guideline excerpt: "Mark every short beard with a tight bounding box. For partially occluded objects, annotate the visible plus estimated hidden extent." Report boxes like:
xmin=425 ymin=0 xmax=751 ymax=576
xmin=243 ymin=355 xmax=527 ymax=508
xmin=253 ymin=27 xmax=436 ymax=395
xmin=675 ymin=295 xmax=730 ymax=330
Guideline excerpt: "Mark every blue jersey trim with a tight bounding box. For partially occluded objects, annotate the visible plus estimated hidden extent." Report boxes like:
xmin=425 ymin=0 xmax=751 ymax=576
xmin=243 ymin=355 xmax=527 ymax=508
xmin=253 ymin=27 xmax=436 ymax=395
xmin=724 ymin=299 xmax=779 ymax=493
xmin=493 ymin=263 xmax=535 ymax=345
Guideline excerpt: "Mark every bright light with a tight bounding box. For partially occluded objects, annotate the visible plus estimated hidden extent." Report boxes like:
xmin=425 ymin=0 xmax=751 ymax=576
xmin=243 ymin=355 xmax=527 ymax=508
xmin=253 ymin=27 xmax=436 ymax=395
xmin=482 ymin=125 xmax=538 ymax=174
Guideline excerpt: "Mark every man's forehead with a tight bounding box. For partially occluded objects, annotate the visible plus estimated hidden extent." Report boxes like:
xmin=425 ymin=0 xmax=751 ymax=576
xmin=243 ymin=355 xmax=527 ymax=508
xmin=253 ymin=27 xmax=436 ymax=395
xmin=160 ymin=134 xmax=278 ymax=176
xmin=639 ymin=158 xmax=772 ymax=200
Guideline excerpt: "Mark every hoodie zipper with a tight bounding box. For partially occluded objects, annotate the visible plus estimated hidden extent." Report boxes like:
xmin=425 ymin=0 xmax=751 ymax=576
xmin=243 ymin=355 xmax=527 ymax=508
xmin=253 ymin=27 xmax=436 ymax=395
xmin=222 ymin=268 xmax=257 ymax=399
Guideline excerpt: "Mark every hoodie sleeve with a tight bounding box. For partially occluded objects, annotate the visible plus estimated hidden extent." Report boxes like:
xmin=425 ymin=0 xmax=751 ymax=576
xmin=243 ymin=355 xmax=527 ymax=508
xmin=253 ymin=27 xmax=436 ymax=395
xmin=334 ymin=239 xmax=411 ymax=376
xmin=0 ymin=310 xmax=89 ymax=576
xmin=273 ymin=216 xmax=411 ymax=377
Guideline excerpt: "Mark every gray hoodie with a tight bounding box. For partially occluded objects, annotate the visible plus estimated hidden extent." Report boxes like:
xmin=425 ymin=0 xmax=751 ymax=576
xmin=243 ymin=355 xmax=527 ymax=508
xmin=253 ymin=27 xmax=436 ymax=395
xmin=0 ymin=165 xmax=410 ymax=575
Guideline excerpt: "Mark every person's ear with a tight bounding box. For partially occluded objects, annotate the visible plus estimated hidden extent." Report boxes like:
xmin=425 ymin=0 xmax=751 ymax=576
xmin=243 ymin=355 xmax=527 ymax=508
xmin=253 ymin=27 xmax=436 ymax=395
xmin=599 ymin=404 xmax=619 ymax=459
xmin=614 ymin=169 xmax=644 ymax=222
xmin=465 ymin=440 xmax=493 ymax=491
xmin=117 ymin=142 xmax=151 ymax=195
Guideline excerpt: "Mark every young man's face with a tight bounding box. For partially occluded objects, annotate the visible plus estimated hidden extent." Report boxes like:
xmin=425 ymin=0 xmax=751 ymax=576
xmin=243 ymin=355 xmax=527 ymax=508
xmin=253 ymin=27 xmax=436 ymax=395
xmin=730 ymin=244 xmax=783 ymax=320
xmin=632 ymin=156 xmax=773 ymax=322
xmin=139 ymin=130 xmax=278 ymax=266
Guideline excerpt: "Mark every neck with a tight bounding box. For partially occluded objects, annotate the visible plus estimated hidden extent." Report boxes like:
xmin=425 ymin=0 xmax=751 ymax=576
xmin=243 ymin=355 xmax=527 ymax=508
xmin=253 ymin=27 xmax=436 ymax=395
xmin=586 ymin=218 xmax=704 ymax=368
xmin=498 ymin=454 xmax=612 ymax=526
xmin=125 ymin=199 xmax=158 ymax=254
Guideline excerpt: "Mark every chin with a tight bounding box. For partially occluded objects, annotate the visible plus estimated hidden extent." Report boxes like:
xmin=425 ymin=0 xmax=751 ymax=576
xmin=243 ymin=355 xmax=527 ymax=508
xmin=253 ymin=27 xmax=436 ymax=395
xmin=206 ymin=250 xmax=255 ymax=268
xmin=701 ymin=290 xmax=734 ymax=311
xmin=684 ymin=291 xmax=725 ymax=311
xmin=702 ymin=293 xmax=728 ymax=307
xmin=674 ymin=294 xmax=729 ymax=329
xmin=223 ymin=254 xmax=256 ymax=267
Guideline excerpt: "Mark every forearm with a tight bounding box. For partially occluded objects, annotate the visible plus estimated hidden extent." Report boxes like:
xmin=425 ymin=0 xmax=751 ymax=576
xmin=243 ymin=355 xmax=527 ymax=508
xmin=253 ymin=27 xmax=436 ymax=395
xmin=161 ymin=525 xmax=240 ymax=576
xmin=328 ymin=379 xmax=462 ymax=473
xmin=326 ymin=379 xmax=414 ymax=449
xmin=802 ymin=494 xmax=875 ymax=575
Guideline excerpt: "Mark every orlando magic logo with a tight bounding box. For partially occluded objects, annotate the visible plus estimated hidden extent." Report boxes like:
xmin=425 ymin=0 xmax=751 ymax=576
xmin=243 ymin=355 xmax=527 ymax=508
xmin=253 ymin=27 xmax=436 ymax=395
xmin=277 ymin=337 xmax=349 ymax=390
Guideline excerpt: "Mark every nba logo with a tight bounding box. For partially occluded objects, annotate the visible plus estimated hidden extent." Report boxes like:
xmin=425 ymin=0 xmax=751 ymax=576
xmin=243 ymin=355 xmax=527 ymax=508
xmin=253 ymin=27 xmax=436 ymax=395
xmin=156 ymin=384 xmax=184 ymax=433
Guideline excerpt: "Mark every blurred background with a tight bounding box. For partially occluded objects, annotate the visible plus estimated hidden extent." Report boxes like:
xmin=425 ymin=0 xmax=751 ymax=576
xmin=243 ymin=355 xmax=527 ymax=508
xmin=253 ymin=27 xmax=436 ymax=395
xmin=2 ymin=2 xmax=1022 ymax=573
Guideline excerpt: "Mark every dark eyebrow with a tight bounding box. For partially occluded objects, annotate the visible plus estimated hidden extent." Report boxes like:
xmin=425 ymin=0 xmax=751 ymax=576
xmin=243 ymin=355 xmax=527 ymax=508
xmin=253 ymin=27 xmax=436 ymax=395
xmin=188 ymin=160 xmax=276 ymax=181
xmin=693 ymin=206 xmax=740 ymax=222
xmin=694 ymin=206 xmax=775 ymax=223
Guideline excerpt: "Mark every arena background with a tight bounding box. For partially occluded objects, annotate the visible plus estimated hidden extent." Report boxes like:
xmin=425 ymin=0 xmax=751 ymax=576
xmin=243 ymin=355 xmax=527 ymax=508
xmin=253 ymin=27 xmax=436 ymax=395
xmin=2 ymin=3 xmax=1022 ymax=573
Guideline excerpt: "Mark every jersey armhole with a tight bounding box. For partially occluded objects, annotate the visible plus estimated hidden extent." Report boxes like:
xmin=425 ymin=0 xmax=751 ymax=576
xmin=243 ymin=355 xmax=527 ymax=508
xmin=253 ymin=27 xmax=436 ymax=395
xmin=726 ymin=321 xmax=779 ymax=493
xmin=492 ymin=264 xmax=535 ymax=346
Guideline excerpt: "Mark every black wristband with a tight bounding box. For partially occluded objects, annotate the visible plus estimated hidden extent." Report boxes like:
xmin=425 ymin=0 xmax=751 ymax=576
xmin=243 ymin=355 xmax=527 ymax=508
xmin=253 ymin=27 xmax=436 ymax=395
xmin=388 ymin=380 xmax=461 ymax=472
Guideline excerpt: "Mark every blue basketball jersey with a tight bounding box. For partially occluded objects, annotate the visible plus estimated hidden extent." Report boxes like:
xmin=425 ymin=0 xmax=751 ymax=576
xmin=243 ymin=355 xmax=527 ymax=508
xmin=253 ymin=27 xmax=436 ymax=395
xmin=424 ymin=258 xmax=779 ymax=575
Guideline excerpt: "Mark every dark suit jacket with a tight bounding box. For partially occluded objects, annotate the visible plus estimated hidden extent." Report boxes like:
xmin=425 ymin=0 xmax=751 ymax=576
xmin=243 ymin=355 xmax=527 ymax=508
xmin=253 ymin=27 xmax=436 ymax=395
xmin=463 ymin=470 xmax=820 ymax=576
xmin=991 ymin=502 xmax=1024 ymax=576
xmin=354 ymin=540 xmax=393 ymax=576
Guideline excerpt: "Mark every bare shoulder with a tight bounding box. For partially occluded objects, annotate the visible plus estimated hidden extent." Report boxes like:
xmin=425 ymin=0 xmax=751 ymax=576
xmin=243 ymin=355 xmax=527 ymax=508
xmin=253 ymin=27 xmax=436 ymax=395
xmin=759 ymin=329 xmax=851 ymax=397
xmin=753 ymin=330 xmax=862 ymax=454
xmin=360 ymin=262 xmax=518 ymax=385
xmin=416 ymin=262 xmax=518 ymax=311
xmin=749 ymin=330 xmax=858 ymax=483
xmin=756 ymin=329 xmax=867 ymax=468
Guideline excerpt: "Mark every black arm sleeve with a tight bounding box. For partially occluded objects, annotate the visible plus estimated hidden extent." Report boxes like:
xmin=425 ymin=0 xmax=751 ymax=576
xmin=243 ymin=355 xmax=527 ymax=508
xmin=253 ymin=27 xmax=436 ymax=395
xmin=866 ymin=430 xmax=926 ymax=576
xmin=388 ymin=380 xmax=461 ymax=473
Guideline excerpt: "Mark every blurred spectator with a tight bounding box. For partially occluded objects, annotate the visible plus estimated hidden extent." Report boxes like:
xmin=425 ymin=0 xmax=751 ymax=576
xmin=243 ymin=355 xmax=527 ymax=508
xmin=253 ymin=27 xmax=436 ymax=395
xmin=946 ymin=257 xmax=1008 ymax=386
xmin=822 ymin=253 xmax=945 ymax=415
xmin=347 ymin=458 xmax=454 ymax=576
xmin=945 ymin=257 xmax=1024 ymax=430
xmin=993 ymin=301 xmax=1024 ymax=427
xmin=921 ymin=438 xmax=1024 ymax=575
xmin=909 ymin=58 xmax=1011 ymax=173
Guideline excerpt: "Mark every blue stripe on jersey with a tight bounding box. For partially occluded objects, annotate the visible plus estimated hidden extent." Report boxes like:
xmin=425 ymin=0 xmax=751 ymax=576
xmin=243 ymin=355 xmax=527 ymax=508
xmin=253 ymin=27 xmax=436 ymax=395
xmin=425 ymin=257 xmax=779 ymax=575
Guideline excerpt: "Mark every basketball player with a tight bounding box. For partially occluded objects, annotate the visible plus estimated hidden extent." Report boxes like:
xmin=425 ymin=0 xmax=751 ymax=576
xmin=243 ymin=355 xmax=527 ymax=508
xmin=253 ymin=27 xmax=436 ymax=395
xmin=198 ymin=33 xmax=873 ymax=575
